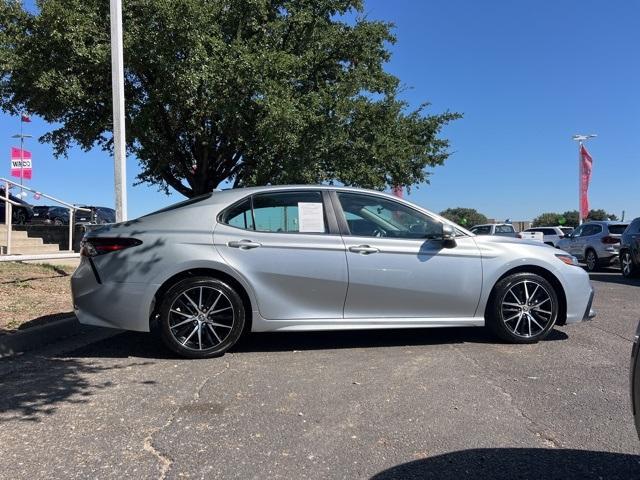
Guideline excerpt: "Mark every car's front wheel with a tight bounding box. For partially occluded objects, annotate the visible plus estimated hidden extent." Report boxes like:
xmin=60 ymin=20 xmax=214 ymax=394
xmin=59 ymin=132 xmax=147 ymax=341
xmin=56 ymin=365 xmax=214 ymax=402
xmin=486 ymin=272 xmax=559 ymax=344
xmin=158 ymin=277 xmax=245 ymax=359
xmin=621 ymin=251 xmax=637 ymax=278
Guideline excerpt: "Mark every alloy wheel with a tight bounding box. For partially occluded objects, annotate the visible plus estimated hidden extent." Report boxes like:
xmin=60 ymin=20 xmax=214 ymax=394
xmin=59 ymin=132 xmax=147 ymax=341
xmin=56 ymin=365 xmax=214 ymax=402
xmin=500 ymin=280 xmax=554 ymax=338
xmin=622 ymin=252 xmax=633 ymax=277
xmin=586 ymin=251 xmax=597 ymax=271
xmin=167 ymin=286 xmax=235 ymax=351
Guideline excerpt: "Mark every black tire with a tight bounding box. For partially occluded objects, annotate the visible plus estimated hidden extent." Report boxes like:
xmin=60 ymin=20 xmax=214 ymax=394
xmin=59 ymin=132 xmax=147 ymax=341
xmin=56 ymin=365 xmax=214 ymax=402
xmin=621 ymin=251 xmax=638 ymax=278
xmin=585 ymin=249 xmax=598 ymax=272
xmin=158 ymin=277 xmax=245 ymax=359
xmin=53 ymin=217 xmax=64 ymax=226
xmin=486 ymin=272 xmax=559 ymax=344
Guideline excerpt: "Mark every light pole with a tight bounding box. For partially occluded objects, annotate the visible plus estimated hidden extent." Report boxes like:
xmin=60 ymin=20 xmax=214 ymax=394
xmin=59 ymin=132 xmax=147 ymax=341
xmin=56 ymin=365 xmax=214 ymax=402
xmin=572 ymin=134 xmax=596 ymax=226
xmin=110 ymin=0 xmax=128 ymax=222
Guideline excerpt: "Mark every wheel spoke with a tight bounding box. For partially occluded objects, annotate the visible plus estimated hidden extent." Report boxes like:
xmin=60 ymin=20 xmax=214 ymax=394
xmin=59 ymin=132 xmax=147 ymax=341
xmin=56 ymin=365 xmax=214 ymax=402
xmin=508 ymin=290 xmax=523 ymax=304
xmin=503 ymin=302 xmax=522 ymax=308
xmin=208 ymin=306 xmax=232 ymax=316
xmin=171 ymin=317 xmax=196 ymax=329
xmin=528 ymin=284 xmax=540 ymax=303
xmin=199 ymin=287 xmax=203 ymax=310
xmin=528 ymin=314 xmax=544 ymax=331
xmin=523 ymin=281 xmax=530 ymax=302
xmin=532 ymin=307 xmax=551 ymax=316
xmin=171 ymin=309 xmax=192 ymax=318
xmin=527 ymin=315 xmax=532 ymax=336
xmin=207 ymin=324 xmax=222 ymax=343
xmin=208 ymin=321 xmax=232 ymax=329
xmin=503 ymin=313 xmax=521 ymax=322
xmin=182 ymin=291 xmax=200 ymax=312
xmin=197 ymin=322 xmax=203 ymax=350
xmin=182 ymin=325 xmax=199 ymax=345
xmin=206 ymin=292 xmax=222 ymax=315
xmin=531 ymin=298 xmax=550 ymax=309
xmin=513 ymin=312 xmax=523 ymax=333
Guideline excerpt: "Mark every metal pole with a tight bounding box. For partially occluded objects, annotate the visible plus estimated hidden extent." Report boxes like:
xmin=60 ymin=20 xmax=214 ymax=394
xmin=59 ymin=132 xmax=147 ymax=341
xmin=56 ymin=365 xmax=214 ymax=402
xmin=19 ymin=118 xmax=23 ymax=194
xmin=4 ymin=180 xmax=11 ymax=255
xmin=68 ymin=207 xmax=73 ymax=252
xmin=110 ymin=0 xmax=128 ymax=222
xmin=578 ymin=141 xmax=582 ymax=226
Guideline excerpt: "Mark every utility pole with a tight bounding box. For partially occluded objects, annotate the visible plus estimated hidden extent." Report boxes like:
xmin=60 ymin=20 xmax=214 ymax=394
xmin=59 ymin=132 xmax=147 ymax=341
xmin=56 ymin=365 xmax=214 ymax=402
xmin=572 ymin=134 xmax=596 ymax=226
xmin=110 ymin=0 xmax=128 ymax=222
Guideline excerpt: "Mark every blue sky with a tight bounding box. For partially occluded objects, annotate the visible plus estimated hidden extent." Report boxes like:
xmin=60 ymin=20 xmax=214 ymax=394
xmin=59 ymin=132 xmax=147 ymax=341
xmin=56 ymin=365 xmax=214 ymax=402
xmin=1 ymin=0 xmax=638 ymax=220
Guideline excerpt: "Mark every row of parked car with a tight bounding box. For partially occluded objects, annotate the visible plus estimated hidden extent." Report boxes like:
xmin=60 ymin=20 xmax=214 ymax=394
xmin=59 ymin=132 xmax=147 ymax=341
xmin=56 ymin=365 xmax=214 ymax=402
xmin=470 ymin=219 xmax=640 ymax=277
xmin=0 ymin=188 xmax=115 ymax=226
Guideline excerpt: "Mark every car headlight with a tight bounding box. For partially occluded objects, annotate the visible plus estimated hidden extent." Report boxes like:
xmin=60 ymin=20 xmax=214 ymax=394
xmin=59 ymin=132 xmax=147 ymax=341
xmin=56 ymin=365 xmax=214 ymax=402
xmin=555 ymin=253 xmax=579 ymax=266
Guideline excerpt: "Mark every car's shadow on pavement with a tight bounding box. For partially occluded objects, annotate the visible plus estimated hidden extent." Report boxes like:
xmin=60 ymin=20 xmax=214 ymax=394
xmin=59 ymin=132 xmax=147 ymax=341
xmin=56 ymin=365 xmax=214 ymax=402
xmin=588 ymin=268 xmax=640 ymax=286
xmin=371 ymin=448 xmax=640 ymax=480
xmin=59 ymin=325 xmax=569 ymax=360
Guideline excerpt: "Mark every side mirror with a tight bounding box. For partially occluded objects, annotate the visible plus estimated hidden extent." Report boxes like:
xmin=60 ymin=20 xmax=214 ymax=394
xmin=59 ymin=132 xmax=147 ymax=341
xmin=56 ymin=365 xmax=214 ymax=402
xmin=440 ymin=223 xmax=457 ymax=248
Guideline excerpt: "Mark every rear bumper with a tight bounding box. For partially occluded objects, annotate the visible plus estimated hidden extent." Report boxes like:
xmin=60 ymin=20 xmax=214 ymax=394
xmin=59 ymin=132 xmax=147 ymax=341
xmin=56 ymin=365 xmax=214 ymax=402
xmin=71 ymin=258 xmax=157 ymax=332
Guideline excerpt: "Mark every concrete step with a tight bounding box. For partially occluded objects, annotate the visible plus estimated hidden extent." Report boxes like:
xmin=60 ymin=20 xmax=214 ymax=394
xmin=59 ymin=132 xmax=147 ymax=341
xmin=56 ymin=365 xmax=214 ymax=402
xmin=1 ymin=243 xmax=61 ymax=255
xmin=0 ymin=230 xmax=30 ymax=240
xmin=0 ymin=237 xmax=44 ymax=247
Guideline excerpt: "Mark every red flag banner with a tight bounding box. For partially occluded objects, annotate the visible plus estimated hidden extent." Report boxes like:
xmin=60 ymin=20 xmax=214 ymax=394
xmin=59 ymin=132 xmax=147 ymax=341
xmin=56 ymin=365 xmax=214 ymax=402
xmin=21 ymin=115 xmax=31 ymax=123
xmin=10 ymin=147 xmax=32 ymax=179
xmin=580 ymin=145 xmax=593 ymax=220
xmin=392 ymin=186 xmax=403 ymax=198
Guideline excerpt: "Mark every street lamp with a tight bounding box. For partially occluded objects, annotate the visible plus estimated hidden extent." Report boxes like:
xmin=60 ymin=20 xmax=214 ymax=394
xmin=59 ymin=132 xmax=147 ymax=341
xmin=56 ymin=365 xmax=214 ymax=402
xmin=572 ymin=134 xmax=597 ymax=225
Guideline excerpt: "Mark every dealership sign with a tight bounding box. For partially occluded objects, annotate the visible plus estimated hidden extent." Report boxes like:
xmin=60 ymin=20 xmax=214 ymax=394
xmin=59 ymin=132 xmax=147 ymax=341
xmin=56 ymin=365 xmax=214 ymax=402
xmin=10 ymin=147 xmax=32 ymax=179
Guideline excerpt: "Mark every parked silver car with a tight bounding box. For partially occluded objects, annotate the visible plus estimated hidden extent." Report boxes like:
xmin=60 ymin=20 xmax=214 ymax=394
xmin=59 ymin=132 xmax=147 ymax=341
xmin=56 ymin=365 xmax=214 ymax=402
xmin=556 ymin=221 xmax=629 ymax=272
xmin=71 ymin=186 xmax=595 ymax=358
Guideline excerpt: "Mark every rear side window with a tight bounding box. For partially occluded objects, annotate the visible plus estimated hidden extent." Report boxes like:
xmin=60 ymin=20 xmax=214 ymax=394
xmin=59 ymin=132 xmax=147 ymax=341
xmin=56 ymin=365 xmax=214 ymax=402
xmin=495 ymin=225 xmax=514 ymax=233
xmin=471 ymin=226 xmax=492 ymax=235
xmin=220 ymin=191 xmax=327 ymax=233
xmin=608 ymin=224 xmax=629 ymax=235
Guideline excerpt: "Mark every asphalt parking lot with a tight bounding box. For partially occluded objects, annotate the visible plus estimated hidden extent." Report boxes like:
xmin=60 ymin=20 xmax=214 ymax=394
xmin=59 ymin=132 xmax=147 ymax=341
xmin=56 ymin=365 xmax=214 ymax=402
xmin=1 ymin=268 xmax=639 ymax=479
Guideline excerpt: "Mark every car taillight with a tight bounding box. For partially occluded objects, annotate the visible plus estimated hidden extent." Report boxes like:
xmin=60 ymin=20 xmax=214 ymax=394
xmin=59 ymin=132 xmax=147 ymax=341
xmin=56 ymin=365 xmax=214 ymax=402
xmin=601 ymin=236 xmax=619 ymax=244
xmin=81 ymin=238 xmax=142 ymax=257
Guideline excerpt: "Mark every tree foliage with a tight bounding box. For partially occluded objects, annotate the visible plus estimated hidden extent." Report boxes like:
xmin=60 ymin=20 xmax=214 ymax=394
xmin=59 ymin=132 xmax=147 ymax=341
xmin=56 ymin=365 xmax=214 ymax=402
xmin=532 ymin=209 xmax=618 ymax=228
xmin=439 ymin=207 xmax=488 ymax=228
xmin=0 ymin=0 xmax=461 ymax=197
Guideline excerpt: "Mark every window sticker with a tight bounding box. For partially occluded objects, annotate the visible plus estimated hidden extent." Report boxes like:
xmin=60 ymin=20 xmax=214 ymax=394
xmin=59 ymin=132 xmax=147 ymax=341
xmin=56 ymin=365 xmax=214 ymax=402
xmin=298 ymin=202 xmax=325 ymax=232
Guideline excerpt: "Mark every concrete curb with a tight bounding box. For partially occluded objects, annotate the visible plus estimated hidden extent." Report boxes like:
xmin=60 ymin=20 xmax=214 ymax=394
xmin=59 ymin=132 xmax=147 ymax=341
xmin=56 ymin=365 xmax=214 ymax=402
xmin=0 ymin=316 xmax=82 ymax=358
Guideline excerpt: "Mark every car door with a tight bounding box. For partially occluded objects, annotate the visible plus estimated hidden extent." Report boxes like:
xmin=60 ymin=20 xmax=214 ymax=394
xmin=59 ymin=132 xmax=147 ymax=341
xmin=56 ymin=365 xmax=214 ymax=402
xmin=214 ymin=190 xmax=349 ymax=321
xmin=333 ymin=191 xmax=483 ymax=319
xmin=565 ymin=225 xmax=585 ymax=257
xmin=628 ymin=219 xmax=640 ymax=265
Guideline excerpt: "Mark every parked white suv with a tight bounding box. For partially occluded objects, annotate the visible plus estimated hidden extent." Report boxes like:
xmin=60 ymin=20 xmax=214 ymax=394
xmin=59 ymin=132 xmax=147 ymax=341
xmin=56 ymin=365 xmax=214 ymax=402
xmin=522 ymin=226 xmax=567 ymax=247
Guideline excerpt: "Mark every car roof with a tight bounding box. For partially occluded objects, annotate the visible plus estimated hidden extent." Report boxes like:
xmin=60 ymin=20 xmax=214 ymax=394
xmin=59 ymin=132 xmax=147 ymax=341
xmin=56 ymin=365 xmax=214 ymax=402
xmin=584 ymin=221 xmax=628 ymax=225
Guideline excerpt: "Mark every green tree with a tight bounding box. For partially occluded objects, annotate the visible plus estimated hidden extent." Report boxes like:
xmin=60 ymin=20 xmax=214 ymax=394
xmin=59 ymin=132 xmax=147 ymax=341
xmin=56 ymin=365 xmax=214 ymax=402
xmin=587 ymin=209 xmax=618 ymax=221
xmin=560 ymin=210 xmax=580 ymax=228
xmin=439 ymin=207 xmax=488 ymax=228
xmin=0 ymin=0 xmax=460 ymax=197
xmin=532 ymin=212 xmax=562 ymax=228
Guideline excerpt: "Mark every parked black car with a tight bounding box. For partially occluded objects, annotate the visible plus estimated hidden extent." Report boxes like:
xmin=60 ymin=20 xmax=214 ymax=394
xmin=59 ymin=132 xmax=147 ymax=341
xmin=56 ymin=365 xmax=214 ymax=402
xmin=631 ymin=320 xmax=640 ymax=439
xmin=620 ymin=217 xmax=640 ymax=278
xmin=0 ymin=188 xmax=34 ymax=225
xmin=75 ymin=206 xmax=116 ymax=225
xmin=31 ymin=205 xmax=70 ymax=225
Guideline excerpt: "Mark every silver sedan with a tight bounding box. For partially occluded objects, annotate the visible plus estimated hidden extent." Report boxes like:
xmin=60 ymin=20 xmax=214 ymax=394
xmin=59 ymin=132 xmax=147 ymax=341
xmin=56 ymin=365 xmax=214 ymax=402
xmin=71 ymin=186 xmax=595 ymax=358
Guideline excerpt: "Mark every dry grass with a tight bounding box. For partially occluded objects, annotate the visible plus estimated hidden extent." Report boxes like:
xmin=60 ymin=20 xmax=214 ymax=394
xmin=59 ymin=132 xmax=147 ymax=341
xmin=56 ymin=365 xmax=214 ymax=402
xmin=0 ymin=262 xmax=76 ymax=334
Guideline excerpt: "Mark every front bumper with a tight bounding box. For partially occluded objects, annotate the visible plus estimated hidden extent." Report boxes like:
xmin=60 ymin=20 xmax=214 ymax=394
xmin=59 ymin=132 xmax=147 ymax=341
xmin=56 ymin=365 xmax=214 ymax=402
xmin=582 ymin=289 xmax=596 ymax=321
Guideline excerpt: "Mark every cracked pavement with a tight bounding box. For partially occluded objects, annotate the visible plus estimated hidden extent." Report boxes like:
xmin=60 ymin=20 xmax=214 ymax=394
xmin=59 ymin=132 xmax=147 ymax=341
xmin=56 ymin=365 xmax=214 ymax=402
xmin=0 ymin=269 xmax=639 ymax=479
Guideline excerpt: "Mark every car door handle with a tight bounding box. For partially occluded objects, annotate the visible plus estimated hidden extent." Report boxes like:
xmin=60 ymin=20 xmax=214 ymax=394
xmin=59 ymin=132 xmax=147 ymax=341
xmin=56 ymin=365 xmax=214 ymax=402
xmin=228 ymin=240 xmax=262 ymax=249
xmin=349 ymin=245 xmax=379 ymax=255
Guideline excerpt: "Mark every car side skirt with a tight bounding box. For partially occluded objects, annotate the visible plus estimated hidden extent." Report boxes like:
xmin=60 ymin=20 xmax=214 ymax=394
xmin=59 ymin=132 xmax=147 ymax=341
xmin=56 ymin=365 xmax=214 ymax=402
xmin=251 ymin=317 xmax=485 ymax=332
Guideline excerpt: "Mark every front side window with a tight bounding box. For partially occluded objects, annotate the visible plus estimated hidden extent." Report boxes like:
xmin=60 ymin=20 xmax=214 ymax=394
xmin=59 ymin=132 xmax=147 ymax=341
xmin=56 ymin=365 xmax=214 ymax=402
xmin=337 ymin=192 xmax=441 ymax=239
xmin=220 ymin=191 xmax=327 ymax=233
xmin=471 ymin=226 xmax=492 ymax=235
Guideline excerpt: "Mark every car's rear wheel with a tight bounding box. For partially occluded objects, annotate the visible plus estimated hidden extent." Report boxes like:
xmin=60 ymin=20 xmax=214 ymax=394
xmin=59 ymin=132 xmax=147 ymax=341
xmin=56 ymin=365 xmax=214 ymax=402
xmin=12 ymin=209 xmax=26 ymax=225
xmin=159 ymin=277 xmax=245 ymax=359
xmin=53 ymin=217 xmax=64 ymax=226
xmin=621 ymin=251 xmax=637 ymax=278
xmin=487 ymin=272 xmax=559 ymax=344
xmin=585 ymin=249 xmax=598 ymax=272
